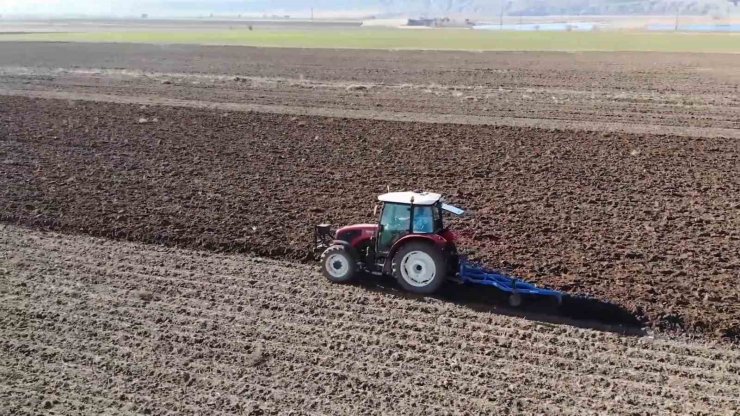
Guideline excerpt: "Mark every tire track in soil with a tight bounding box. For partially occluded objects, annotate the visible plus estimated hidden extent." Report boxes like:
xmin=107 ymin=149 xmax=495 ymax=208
xmin=40 ymin=258 xmax=740 ymax=390
xmin=1 ymin=95 xmax=738 ymax=340
xmin=28 ymin=287 xmax=738 ymax=408
xmin=14 ymin=225 xmax=740 ymax=369
xmin=1 ymin=226 xmax=738 ymax=415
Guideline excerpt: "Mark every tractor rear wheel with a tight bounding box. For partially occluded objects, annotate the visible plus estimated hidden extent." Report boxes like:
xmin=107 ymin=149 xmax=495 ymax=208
xmin=392 ymin=241 xmax=447 ymax=295
xmin=320 ymin=245 xmax=358 ymax=284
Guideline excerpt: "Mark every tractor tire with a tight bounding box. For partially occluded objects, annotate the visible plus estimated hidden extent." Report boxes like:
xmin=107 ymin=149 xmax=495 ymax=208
xmin=320 ymin=245 xmax=358 ymax=284
xmin=392 ymin=241 xmax=447 ymax=295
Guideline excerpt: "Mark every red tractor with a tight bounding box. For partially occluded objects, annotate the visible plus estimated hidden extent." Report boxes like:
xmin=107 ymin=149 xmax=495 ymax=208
xmin=315 ymin=191 xmax=463 ymax=294
xmin=315 ymin=191 xmax=563 ymax=306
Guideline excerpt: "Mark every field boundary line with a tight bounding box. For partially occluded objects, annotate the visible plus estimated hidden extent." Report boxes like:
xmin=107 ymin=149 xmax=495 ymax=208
xmin=1 ymin=88 xmax=738 ymax=139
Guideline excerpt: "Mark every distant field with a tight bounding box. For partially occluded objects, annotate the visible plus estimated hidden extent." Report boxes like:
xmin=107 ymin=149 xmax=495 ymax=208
xmin=2 ymin=29 xmax=740 ymax=52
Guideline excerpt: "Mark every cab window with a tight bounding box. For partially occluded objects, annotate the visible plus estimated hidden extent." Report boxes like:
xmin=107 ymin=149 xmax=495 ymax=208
xmin=380 ymin=203 xmax=410 ymax=231
xmin=433 ymin=205 xmax=443 ymax=230
xmin=412 ymin=205 xmax=435 ymax=233
xmin=378 ymin=203 xmax=411 ymax=252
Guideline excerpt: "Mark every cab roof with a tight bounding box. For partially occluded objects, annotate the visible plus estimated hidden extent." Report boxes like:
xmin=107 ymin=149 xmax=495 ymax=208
xmin=378 ymin=191 xmax=442 ymax=206
xmin=378 ymin=191 xmax=465 ymax=215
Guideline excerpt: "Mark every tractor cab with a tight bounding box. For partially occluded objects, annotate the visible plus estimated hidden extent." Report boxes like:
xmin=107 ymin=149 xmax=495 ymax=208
xmin=375 ymin=191 xmax=458 ymax=254
xmin=315 ymin=191 xmax=465 ymax=294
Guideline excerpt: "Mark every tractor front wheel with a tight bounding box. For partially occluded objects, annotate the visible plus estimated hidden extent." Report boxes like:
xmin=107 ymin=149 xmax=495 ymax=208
xmin=392 ymin=242 xmax=447 ymax=295
xmin=320 ymin=245 xmax=358 ymax=284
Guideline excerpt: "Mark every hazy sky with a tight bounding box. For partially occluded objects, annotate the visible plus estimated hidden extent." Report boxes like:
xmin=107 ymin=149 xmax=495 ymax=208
xmin=0 ymin=0 xmax=249 ymax=16
xmin=0 ymin=0 xmax=379 ymax=17
xmin=1 ymin=0 xmax=734 ymax=18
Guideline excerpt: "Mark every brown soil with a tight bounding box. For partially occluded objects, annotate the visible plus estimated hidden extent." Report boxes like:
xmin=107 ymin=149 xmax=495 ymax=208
xmin=2 ymin=225 xmax=739 ymax=415
xmin=2 ymin=42 xmax=739 ymax=86
xmin=1 ymin=43 xmax=739 ymax=137
xmin=1 ymin=95 xmax=738 ymax=341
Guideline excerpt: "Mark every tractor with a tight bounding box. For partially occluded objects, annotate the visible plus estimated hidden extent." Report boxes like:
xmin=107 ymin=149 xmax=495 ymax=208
xmin=314 ymin=191 xmax=563 ymax=306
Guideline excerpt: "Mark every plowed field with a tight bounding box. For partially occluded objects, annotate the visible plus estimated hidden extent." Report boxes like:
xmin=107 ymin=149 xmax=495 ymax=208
xmin=1 ymin=43 xmax=739 ymax=139
xmin=1 ymin=95 xmax=738 ymax=340
xmin=2 ymin=225 xmax=739 ymax=415
xmin=2 ymin=41 xmax=740 ymax=414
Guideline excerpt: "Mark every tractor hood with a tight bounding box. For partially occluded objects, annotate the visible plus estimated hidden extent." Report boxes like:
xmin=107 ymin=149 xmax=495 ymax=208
xmin=335 ymin=224 xmax=379 ymax=244
xmin=336 ymin=224 xmax=379 ymax=233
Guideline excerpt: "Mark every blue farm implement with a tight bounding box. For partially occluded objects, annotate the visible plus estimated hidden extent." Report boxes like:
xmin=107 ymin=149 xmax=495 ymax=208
xmin=458 ymin=259 xmax=563 ymax=307
xmin=315 ymin=191 xmax=563 ymax=307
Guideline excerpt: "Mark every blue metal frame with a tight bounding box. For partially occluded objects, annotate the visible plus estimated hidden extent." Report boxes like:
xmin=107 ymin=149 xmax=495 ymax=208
xmin=459 ymin=259 xmax=563 ymax=304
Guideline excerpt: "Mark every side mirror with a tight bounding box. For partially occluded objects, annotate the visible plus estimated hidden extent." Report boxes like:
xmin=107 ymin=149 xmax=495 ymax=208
xmin=373 ymin=203 xmax=378 ymax=216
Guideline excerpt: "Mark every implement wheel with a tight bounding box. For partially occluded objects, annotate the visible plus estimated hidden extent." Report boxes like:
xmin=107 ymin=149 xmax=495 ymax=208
xmin=392 ymin=241 xmax=447 ymax=295
xmin=320 ymin=245 xmax=357 ymax=284
xmin=508 ymin=293 xmax=523 ymax=308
